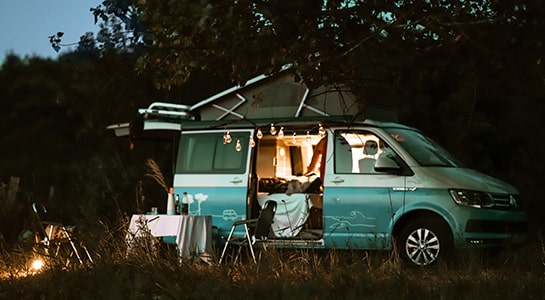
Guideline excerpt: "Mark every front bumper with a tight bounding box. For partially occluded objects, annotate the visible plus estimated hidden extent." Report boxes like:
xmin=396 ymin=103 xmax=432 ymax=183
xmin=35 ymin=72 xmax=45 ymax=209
xmin=461 ymin=219 xmax=528 ymax=247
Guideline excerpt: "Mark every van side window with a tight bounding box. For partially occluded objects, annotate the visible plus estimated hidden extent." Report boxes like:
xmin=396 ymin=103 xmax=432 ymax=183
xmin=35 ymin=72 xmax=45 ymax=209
xmin=334 ymin=130 xmax=398 ymax=174
xmin=176 ymin=132 xmax=249 ymax=174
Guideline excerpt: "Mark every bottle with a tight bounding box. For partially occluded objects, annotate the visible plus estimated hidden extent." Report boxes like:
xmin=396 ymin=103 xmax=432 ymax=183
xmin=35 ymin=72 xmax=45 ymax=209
xmin=175 ymin=194 xmax=180 ymax=215
xmin=166 ymin=187 xmax=175 ymax=215
xmin=181 ymin=192 xmax=189 ymax=215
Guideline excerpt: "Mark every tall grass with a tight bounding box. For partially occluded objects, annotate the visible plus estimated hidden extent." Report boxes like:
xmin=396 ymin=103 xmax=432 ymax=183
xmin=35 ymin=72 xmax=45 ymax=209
xmin=1 ymin=220 xmax=545 ymax=300
xmin=145 ymin=158 xmax=169 ymax=193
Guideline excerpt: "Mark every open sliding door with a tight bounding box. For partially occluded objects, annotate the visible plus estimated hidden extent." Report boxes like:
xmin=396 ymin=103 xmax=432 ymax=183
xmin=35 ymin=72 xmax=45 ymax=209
xmin=173 ymin=129 xmax=254 ymax=239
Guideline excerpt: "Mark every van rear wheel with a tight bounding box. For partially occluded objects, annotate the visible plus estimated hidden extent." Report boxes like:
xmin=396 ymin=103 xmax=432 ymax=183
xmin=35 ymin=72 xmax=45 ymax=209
xmin=398 ymin=219 xmax=451 ymax=266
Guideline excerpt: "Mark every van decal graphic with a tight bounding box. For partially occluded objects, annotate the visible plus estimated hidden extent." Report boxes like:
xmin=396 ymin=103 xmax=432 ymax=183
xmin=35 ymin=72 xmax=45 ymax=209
xmin=185 ymin=193 xmax=208 ymax=216
xmin=218 ymin=209 xmax=243 ymax=222
xmin=191 ymin=193 xmax=208 ymax=215
xmin=326 ymin=211 xmax=377 ymax=229
xmin=185 ymin=192 xmax=244 ymax=222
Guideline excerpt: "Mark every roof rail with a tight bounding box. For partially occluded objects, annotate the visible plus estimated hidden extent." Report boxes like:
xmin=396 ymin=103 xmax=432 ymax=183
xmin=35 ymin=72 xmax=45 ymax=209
xmin=137 ymin=102 xmax=192 ymax=119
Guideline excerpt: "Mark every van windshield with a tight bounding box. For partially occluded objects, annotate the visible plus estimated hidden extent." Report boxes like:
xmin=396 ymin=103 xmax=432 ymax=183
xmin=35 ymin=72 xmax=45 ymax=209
xmin=384 ymin=127 xmax=463 ymax=167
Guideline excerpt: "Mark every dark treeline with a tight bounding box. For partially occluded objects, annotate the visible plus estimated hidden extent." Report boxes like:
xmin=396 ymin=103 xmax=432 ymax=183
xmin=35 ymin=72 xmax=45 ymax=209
xmin=0 ymin=51 xmax=233 ymax=246
xmin=0 ymin=52 xmax=144 ymax=245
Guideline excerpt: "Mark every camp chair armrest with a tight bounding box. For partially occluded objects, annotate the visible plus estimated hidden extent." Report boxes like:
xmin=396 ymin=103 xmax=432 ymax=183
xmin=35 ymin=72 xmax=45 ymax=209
xmin=232 ymin=218 xmax=258 ymax=226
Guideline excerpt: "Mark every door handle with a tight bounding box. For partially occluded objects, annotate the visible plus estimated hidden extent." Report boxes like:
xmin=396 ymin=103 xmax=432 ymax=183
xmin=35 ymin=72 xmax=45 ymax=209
xmin=331 ymin=177 xmax=345 ymax=184
xmin=230 ymin=177 xmax=243 ymax=184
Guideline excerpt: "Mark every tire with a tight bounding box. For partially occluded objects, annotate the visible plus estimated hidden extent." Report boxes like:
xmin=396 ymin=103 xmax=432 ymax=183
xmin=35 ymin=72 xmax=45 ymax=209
xmin=398 ymin=219 xmax=452 ymax=266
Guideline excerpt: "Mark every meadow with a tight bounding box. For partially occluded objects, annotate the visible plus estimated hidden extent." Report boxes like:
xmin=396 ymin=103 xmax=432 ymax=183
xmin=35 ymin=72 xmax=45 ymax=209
xmin=1 ymin=216 xmax=544 ymax=300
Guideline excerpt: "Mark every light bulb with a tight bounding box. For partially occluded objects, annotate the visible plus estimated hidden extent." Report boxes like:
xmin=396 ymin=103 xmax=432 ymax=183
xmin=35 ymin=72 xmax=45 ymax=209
xmin=306 ymin=131 xmax=311 ymax=142
xmin=292 ymin=132 xmax=297 ymax=144
xmin=278 ymin=127 xmax=284 ymax=138
xmin=250 ymin=135 xmax=256 ymax=147
xmin=256 ymin=128 xmax=263 ymax=139
xmin=318 ymin=124 xmax=326 ymax=137
xmin=270 ymin=123 xmax=277 ymax=135
xmin=224 ymin=131 xmax=232 ymax=144
xmin=235 ymin=139 xmax=242 ymax=152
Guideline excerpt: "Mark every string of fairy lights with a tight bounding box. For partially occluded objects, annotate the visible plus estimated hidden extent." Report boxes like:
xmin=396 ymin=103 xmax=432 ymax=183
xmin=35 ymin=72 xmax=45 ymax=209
xmin=223 ymin=122 xmax=327 ymax=152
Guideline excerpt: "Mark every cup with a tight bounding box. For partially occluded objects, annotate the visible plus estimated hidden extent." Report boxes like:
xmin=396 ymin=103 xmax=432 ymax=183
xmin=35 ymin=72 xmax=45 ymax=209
xmin=150 ymin=207 xmax=158 ymax=215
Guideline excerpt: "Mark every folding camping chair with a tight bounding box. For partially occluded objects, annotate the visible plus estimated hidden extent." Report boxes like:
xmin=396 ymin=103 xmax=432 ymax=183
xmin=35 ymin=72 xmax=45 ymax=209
xmin=219 ymin=200 xmax=277 ymax=264
xmin=32 ymin=202 xmax=93 ymax=267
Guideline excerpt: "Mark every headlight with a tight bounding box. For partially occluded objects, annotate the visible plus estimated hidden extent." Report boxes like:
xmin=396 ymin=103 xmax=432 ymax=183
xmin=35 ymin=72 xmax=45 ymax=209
xmin=449 ymin=189 xmax=494 ymax=208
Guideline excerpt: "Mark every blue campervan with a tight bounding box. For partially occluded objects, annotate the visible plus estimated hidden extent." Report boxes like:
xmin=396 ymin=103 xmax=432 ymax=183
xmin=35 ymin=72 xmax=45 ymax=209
xmin=110 ymin=71 xmax=527 ymax=266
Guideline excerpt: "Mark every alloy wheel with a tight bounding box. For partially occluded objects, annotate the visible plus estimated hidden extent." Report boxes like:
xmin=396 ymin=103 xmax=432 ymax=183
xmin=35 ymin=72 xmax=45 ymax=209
xmin=405 ymin=227 xmax=440 ymax=266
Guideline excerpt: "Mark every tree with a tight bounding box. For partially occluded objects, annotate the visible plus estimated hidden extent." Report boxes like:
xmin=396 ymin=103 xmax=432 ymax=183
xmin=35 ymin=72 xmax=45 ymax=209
xmin=84 ymin=1 xmax=540 ymax=92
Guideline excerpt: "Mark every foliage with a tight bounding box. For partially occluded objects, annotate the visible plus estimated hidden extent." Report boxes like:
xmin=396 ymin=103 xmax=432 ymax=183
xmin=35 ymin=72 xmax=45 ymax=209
xmin=0 ymin=49 xmax=235 ymax=247
xmin=0 ymin=53 xmax=152 ymax=243
xmin=86 ymin=0 xmax=544 ymax=93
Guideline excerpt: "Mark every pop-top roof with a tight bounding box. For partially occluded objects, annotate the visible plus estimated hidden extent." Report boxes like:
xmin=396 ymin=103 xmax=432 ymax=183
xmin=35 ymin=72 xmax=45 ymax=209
xmin=108 ymin=66 xmax=397 ymax=137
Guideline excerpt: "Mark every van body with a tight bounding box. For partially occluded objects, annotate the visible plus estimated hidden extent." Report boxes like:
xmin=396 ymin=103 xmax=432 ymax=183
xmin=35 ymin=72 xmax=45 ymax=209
xmin=111 ymin=106 xmax=528 ymax=265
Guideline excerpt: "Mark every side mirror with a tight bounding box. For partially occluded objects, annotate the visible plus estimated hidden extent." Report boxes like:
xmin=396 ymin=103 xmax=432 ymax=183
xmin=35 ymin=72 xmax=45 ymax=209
xmin=374 ymin=156 xmax=401 ymax=173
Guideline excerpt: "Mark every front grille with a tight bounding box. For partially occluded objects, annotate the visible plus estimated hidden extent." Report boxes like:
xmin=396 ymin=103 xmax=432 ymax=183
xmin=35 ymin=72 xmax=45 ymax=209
xmin=490 ymin=193 xmax=522 ymax=210
xmin=465 ymin=220 xmax=528 ymax=234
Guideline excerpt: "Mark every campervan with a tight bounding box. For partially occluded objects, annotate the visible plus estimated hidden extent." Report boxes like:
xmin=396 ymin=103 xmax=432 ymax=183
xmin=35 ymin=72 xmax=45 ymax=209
xmin=109 ymin=99 xmax=527 ymax=266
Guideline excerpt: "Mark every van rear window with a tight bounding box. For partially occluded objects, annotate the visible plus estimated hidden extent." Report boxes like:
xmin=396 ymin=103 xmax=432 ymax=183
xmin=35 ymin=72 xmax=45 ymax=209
xmin=176 ymin=132 xmax=249 ymax=174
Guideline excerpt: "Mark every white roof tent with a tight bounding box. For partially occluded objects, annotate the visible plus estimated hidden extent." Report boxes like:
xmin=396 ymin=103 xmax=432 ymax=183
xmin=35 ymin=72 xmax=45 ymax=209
xmin=107 ymin=66 xmax=393 ymax=137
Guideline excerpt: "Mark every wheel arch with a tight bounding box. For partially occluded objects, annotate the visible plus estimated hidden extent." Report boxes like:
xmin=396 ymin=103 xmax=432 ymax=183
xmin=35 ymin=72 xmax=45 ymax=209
xmin=392 ymin=209 xmax=454 ymax=244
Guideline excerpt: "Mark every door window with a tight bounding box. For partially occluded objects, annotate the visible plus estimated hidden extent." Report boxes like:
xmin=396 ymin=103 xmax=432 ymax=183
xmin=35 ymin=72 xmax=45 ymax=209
xmin=334 ymin=130 xmax=400 ymax=174
xmin=176 ymin=132 xmax=249 ymax=174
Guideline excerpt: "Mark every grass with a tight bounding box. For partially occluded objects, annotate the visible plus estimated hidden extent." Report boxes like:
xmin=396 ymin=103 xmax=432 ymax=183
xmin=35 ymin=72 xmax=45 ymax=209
xmin=1 ymin=220 xmax=545 ymax=300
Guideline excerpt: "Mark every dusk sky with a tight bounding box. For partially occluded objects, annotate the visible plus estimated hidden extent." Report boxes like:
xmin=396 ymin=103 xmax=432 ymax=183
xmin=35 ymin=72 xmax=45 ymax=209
xmin=0 ymin=0 xmax=102 ymax=63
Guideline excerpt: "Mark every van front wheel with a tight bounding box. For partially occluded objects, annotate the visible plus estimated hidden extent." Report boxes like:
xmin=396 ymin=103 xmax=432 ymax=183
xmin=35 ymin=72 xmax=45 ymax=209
xmin=398 ymin=219 xmax=450 ymax=266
